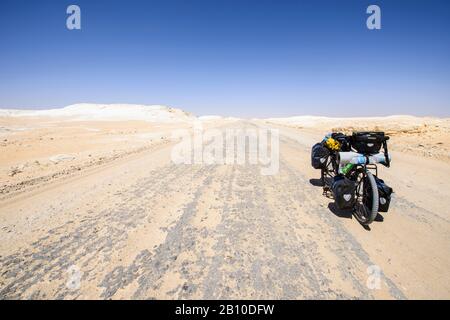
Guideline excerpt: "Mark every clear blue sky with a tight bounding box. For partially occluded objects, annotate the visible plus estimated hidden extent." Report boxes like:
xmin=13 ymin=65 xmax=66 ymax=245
xmin=0 ymin=0 xmax=449 ymax=117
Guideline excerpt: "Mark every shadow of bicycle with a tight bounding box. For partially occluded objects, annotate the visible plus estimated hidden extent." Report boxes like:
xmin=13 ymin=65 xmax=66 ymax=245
xmin=310 ymin=177 xmax=384 ymax=231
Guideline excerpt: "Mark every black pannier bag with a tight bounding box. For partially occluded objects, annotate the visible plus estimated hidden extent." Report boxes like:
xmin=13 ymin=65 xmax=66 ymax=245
xmin=332 ymin=132 xmax=351 ymax=151
xmin=367 ymin=176 xmax=393 ymax=212
xmin=311 ymin=142 xmax=329 ymax=169
xmin=351 ymin=132 xmax=385 ymax=154
xmin=332 ymin=175 xmax=357 ymax=210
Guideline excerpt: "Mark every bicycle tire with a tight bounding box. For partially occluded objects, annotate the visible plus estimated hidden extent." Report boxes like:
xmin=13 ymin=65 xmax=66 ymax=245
xmin=354 ymin=170 xmax=379 ymax=225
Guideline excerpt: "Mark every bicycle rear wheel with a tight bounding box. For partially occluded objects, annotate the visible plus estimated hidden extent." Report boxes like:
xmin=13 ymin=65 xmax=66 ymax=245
xmin=353 ymin=170 xmax=379 ymax=225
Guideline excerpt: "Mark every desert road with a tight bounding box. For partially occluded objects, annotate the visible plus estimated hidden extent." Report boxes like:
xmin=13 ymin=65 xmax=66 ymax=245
xmin=0 ymin=120 xmax=449 ymax=299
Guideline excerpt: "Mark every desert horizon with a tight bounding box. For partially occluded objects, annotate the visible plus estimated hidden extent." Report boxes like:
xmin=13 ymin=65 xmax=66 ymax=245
xmin=2 ymin=102 xmax=448 ymax=119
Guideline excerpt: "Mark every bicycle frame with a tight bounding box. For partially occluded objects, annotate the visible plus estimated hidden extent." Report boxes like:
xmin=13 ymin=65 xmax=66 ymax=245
xmin=321 ymin=150 xmax=380 ymax=192
xmin=321 ymin=152 xmax=339 ymax=194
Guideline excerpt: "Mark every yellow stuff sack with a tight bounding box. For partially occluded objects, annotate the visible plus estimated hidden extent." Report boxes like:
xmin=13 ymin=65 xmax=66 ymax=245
xmin=324 ymin=137 xmax=341 ymax=151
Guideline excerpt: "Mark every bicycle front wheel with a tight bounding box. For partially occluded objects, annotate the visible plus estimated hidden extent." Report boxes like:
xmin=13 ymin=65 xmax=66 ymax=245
xmin=354 ymin=170 xmax=379 ymax=225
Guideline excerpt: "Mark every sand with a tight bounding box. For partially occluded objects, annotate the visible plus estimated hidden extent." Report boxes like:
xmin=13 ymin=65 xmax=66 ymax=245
xmin=0 ymin=104 xmax=449 ymax=299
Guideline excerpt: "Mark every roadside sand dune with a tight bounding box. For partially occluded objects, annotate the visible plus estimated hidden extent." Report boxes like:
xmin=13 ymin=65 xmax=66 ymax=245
xmin=265 ymin=115 xmax=450 ymax=162
xmin=0 ymin=106 xmax=449 ymax=299
xmin=0 ymin=105 xmax=235 ymax=196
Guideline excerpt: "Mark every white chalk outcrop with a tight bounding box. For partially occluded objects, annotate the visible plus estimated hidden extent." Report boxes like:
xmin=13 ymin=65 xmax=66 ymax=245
xmin=0 ymin=103 xmax=195 ymax=123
